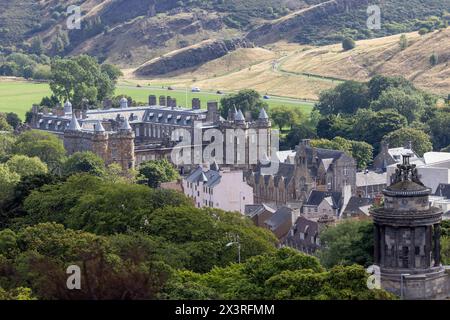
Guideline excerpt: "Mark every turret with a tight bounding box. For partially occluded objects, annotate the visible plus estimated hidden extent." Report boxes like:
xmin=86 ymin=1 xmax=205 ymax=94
xmin=120 ymin=117 xmax=132 ymax=132
xmin=67 ymin=113 xmax=82 ymax=131
xmin=120 ymin=97 xmax=128 ymax=109
xmin=235 ymin=109 xmax=245 ymax=124
xmin=64 ymin=101 xmax=73 ymax=115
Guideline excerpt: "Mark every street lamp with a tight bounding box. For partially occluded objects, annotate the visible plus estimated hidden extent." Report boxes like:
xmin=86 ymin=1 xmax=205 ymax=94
xmin=400 ymin=273 xmax=410 ymax=300
xmin=226 ymin=235 xmax=241 ymax=264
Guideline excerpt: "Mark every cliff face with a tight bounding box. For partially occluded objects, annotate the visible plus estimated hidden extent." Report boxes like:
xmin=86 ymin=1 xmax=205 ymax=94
xmin=134 ymin=39 xmax=254 ymax=76
xmin=246 ymin=0 xmax=369 ymax=45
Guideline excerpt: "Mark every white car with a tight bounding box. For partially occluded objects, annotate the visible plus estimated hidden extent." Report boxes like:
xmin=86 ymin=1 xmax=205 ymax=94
xmin=191 ymin=87 xmax=201 ymax=92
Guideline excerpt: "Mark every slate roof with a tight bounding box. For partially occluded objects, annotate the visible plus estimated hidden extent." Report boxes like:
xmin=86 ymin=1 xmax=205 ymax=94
xmin=342 ymin=196 xmax=374 ymax=218
xmin=265 ymin=207 xmax=292 ymax=230
xmin=185 ymin=166 xmax=222 ymax=188
xmin=304 ymin=190 xmax=342 ymax=208
xmin=244 ymin=203 xmax=276 ymax=218
xmin=435 ymin=184 xmax=450 ymax=199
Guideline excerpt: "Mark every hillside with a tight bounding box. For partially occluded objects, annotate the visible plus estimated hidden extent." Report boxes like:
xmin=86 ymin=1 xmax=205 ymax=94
xmin=1 ymin=0 xmax=449 ymax=69
xmin=125 ymin=28 xmax=450 ymax=99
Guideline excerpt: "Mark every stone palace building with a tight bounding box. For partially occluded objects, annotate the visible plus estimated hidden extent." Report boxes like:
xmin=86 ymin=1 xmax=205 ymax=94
xmin=30 ymin=95 xmax=272 ymax=171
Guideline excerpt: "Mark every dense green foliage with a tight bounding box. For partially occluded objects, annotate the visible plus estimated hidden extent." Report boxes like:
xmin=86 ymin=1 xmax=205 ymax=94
xmin=220 ymin=89 xmax=268 ymax=120
xmin=138 ymin=159 xmax=180 ymax=188
xmin=12 ymin=130 xmax=66 ymax=172
xmin=311 ymin=137 xmax=373 ymax=169
xmin=383 ymin=127 xmax=433 ymax=157
xmin=318 ymin=220 xmax=374 ymax=269
xmin=165 ymin=247 xmax=393 ymax=300
xmin=295 ymin=0 xmax=450 ymax=45
xmin=312 ymin=76 xmax=443 ymax=154
xmin=62 ymin=152 xmax=106 ymax=177
xmin=49 ymin=55 xmax=118 ymax=108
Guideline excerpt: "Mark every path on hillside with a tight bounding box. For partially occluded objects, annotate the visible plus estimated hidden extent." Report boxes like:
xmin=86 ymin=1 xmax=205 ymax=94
xmin=272 ymin=52 xmax=346 ymax=84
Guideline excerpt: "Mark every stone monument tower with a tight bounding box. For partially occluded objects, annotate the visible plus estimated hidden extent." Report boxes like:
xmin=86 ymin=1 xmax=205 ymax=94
xmin=371 ymin=155 xmax=449 ymax=299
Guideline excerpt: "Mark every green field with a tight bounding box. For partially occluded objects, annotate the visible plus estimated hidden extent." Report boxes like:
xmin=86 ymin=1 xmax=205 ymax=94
xmin=0 ymin=80 xmax=313 ymax=119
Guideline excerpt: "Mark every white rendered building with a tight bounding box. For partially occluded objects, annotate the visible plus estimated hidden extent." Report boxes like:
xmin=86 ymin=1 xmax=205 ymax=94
xmin=183 ymin=163 xmax=254 ymax=214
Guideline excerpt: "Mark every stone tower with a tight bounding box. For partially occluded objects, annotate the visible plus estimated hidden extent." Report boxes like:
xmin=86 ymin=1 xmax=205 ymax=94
xmin=115 ymin=118 xmax=135 ymax=170
xmin=371 ymin=155 xmax=449 ymax=299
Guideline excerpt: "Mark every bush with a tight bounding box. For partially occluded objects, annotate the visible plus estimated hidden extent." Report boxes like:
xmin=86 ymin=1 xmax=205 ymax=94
xmin=342 ymin=37 xmax=356 ymax=51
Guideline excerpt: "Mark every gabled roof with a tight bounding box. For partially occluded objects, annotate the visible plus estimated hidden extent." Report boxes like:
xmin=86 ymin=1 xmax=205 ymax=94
xmin=244 ymin=203 xmax=276 ymax=218
xmin=320 ymin=158 xmax=334 ymax=172
xmin=185 ymin=166 xmax=222 ymax=188
xmin=305 ymin=190 xmax=342 ymax=209
xmin=435 ymin=184 xmax=450 ymax=199
xmin=342 ymin=196 xmax=374 ymax=217
xmin=265 ymin=206 xmax=292 ymax=230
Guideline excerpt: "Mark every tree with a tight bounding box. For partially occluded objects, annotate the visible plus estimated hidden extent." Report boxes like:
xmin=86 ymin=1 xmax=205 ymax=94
xmin=49 ymin=55 xmax=115 ymax=108
xmin=138 ymin=159 xmax=179 ymax=188
xmin=22 ymin=174 xmax=192 ymax=234
xmin=62 ymin=152 xmax=105 ymax=177
xmin=399 ymin=34 xmax=408 ymax=50
xmin=342 ymin=37 xmax=356 ymax=51
xmin=270 ymin=106 xmax=303 ymax=131
xmin=0 ymin=164 xmax=20 ymax=203
xmin=1 ymin=223 xmax=169 ymax=300
xmin=13 ymin=130 xmax=66 ymax=172
xmin=0 ymin=173 xmax=60 ymax=229
xmin=166 ymin=247 xmax=393 ymax=300
xmin=353 ymin=109 xmax=408 ymax=151
xmin=0 ymin=113 xmax=13 ymax=131
xmin=430 ymin=53 xmax=439 ymax=66
xmin=371 ymin=88 xmax=427 ymax=123
xmin=315 ymin=81 xmax=369 ymax=116
xmin=0 ymin=133 xmax=15 ymax=160
xmin=351 ymin=140 xmax=374 ymax=169
xmin=5 ymin=113 xmax=21 ymax=129
xmin=368 ymin=75 xmax=414 ymax=101
xmin=101 ymin=64 xmax=123 ymax=83
xmin=317 ymin=220 xmax=374 ymax=268
xmin=281 ymin=125 xmax=317 ymax=150
xmin=5 ymin=155 xmax=48 ymax=178
xmin=219 ymin=89 xmax=268 ymax=120
xmin=30 ymin=36 xmax=44 ymax=55
xmin=311 ymin=137 xmax=373 ymax=169
xmin=383 ymin=127 xmax=433 ymax=157
xmin=427 ymin=110 xmax=450 ymax=151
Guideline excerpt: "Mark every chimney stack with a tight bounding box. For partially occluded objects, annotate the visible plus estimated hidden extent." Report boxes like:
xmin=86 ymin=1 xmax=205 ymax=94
xmin=192 ymin=98 xmax=201 ymax=110
xmin=149 ymin=95 xmax=157 ymax=106
xmin=159 ymin=96 xmax=166 ymax=106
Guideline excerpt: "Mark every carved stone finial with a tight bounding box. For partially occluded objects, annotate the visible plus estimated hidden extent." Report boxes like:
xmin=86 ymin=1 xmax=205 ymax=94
xmin=391 ymin=155 xmax=424 ymax=185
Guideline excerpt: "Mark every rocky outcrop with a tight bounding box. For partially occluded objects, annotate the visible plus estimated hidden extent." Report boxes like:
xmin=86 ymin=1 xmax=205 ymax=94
xmin=134 ymin=38 xmax=254 ymax=76
xmin=246 ymin=0 xmax=369 ymax=45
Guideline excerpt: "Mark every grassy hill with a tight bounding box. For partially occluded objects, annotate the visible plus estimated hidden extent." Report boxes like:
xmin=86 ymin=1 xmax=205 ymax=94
xmin=1 ymin=0 xmax=449 ymax=68
xmin=125 ymin=28 xmax=450 ymax=99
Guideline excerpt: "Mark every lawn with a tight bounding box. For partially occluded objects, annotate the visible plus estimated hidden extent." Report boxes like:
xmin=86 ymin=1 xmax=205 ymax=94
xmin=0 ymin=80 xmax=51 ymax=119
xmin=0 ymin=80 xmax=313 ymax=120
